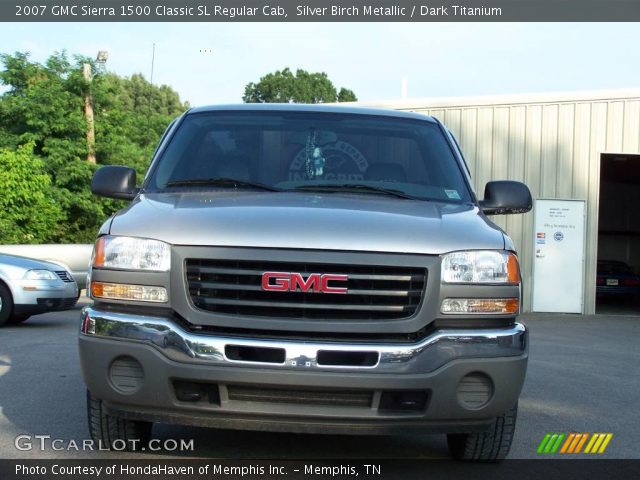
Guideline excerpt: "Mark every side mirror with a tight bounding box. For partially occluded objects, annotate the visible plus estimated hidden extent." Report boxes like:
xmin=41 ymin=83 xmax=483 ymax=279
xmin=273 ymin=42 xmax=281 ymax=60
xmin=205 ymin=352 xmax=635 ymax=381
xmin=480 ymin=181 xmax=532 ymax=215
xmin=91 ymin=166 xmax=138 ymax=200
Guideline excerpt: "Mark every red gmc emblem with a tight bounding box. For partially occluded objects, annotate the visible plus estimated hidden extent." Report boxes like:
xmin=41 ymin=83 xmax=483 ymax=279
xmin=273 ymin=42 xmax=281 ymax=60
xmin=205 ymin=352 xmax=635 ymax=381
xmin=261 ymin=272 xmax=348 ymax=294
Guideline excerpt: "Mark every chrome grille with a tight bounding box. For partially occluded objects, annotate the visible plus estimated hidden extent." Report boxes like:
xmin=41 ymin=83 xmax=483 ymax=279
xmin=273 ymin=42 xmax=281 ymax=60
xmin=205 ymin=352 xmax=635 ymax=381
xmin=186 ymin=259 xmax=426 ymax=320
xmin=55 ymin=271 xmax=74 ymax=283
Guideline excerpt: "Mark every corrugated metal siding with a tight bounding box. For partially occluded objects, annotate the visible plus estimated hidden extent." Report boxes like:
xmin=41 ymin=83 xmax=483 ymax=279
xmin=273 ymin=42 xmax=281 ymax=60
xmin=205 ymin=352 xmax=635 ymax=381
xmin=378 ymin=95 xmax=640 ymax=313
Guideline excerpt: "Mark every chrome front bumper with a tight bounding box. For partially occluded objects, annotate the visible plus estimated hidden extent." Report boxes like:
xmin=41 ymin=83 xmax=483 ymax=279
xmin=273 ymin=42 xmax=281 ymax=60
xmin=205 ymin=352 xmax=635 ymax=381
xmin=81 ymin=306 xmax=527 ymax=374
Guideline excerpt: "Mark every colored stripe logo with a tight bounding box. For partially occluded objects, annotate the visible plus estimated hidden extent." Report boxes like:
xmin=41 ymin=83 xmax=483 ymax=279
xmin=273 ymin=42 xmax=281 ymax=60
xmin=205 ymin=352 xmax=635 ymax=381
xmin=537 ymin=433 xmax=613 ymax=454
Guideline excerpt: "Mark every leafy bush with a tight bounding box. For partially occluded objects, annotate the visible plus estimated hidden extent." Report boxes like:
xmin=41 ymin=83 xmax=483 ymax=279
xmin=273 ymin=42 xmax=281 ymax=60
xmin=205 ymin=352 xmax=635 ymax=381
xmin=0 ymin=51 xmax=189 ymax=243
xmin=0 ymin=143 xmax=65 ymax=243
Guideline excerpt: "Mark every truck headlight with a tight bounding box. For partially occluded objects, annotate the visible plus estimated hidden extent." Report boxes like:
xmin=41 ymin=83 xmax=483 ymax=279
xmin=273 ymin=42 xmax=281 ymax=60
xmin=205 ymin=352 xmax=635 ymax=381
xmin=23 ymin=269 xmax=58 ymax=280
xmin=93 ymin=236 xmax=170 ymax=272
xmin=441 ymin=251 xmax=520 ymax=284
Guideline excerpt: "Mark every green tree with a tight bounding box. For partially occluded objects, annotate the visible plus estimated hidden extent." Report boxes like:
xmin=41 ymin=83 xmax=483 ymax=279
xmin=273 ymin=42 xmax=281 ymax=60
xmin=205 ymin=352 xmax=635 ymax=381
xmin=0 ymin=143 xmax=65 ymax=244
xmin=0 ymin=51 xmax=189 ymax=243
xmin=337 ymin=87 xmax=357 ymax=102
xmin=243 ymin=68 xmax=358 ymax=104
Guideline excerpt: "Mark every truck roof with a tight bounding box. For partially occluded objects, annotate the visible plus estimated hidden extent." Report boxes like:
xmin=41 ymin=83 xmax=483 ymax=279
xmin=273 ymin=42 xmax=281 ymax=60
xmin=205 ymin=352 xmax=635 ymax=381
xmin=187 ymin=103 xmax=437 ymax=123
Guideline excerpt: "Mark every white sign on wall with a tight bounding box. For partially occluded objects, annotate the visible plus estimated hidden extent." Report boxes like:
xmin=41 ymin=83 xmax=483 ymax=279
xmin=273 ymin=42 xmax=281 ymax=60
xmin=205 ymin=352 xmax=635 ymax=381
xmin=532 ymin=199 xmax=586 ymax=313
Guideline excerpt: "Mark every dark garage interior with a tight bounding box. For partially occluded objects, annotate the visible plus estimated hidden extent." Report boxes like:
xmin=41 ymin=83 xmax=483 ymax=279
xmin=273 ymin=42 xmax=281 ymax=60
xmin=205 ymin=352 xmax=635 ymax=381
xmin=597 ymin=153 xmax=640 ymax=314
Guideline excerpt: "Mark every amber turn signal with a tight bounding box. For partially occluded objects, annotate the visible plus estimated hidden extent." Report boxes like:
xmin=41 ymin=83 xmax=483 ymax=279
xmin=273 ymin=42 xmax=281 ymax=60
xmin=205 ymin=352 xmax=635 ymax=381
xmin=441 ymin=298 xmax=520 ymax=315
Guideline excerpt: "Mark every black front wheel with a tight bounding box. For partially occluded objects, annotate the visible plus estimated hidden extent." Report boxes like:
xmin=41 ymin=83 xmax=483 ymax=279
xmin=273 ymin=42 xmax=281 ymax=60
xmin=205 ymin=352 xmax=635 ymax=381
xmin=447 ymin=403 xmax=518 ymax=462
xmin=87 ymin=390 xmax=152 ymax=451
xmin=0 ymin=283 xmax=13 ymax=327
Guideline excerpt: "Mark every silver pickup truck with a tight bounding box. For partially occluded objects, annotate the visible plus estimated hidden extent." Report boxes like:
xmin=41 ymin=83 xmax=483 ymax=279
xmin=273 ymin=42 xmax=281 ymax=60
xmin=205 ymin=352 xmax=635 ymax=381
xmin=80 ymin=105 xmax=531 ymax=461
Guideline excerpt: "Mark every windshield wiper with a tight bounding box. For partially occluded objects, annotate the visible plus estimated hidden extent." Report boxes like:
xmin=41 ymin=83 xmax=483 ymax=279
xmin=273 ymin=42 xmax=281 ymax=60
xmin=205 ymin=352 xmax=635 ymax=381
xmin=164 ymin=177 xmax=280 ymax=192
xmin=291 ymin=183 xmax=418 ymax=200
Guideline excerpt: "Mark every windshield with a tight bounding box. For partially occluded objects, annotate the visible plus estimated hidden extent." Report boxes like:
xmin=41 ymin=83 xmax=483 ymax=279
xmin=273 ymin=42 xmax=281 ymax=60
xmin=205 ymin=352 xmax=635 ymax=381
xmin=146 ymin=111 xmax=472 ymax=203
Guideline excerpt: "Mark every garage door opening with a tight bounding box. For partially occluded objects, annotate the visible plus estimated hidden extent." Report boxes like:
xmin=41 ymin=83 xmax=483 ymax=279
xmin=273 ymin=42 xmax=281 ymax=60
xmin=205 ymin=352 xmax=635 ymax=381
xmin=597 ymin=153 xmax=640 ymax=314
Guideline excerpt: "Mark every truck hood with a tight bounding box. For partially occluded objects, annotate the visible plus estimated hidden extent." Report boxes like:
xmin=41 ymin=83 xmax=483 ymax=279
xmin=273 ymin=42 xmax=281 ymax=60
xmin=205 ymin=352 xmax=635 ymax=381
xmin=108 ymin=192 xmax=505 ymax=255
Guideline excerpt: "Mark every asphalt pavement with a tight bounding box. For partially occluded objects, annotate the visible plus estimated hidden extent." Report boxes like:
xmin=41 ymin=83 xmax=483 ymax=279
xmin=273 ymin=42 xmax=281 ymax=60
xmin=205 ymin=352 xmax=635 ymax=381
xmin=0 ymin=298 xmax=638 ymax=459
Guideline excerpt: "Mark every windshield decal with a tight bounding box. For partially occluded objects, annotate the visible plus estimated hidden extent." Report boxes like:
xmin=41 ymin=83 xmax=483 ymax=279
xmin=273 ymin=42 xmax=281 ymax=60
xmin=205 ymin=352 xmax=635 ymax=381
xmin=445 ymin=189 xmax=461 ymax=200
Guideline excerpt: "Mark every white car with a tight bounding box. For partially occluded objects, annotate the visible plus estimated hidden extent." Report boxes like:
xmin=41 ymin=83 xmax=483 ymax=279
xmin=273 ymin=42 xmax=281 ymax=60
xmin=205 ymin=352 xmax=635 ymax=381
xmin=0 ymin=253 xmax=78 ymax=326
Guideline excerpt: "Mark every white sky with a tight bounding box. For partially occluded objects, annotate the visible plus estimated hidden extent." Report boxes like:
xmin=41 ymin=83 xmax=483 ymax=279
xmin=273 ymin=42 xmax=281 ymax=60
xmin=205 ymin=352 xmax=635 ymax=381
xmin=0 ymin=22 xmax=639 ymax=106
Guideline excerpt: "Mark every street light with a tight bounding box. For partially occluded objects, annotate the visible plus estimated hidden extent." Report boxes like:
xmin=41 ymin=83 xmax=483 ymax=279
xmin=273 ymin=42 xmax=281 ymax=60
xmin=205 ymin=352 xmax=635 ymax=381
xmin=95 ymin=50 xmax=109 ymax=75
xmin=96 ymin=51 xmax=109 ymax=63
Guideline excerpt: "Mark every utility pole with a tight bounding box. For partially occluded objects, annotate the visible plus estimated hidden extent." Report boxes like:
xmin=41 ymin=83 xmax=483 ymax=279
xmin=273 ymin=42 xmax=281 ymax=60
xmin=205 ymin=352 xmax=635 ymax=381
xmin=83 ymin=51 xmax=108 ymax=164
xmin=83 ymin=62 xmax=96 ymax=164
xmin=148 ymin=43 xmax=156 ymax=131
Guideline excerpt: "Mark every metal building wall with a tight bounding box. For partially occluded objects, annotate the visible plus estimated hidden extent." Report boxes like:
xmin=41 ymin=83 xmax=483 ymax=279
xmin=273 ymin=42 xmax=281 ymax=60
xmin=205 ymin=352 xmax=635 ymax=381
xmin=366 ymin=91 xmax=640 ymax=313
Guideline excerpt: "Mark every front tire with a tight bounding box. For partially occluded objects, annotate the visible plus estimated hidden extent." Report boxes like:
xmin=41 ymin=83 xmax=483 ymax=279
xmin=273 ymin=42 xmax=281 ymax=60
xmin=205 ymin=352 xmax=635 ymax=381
xmin=447 ymin=403 xmax=518 ymax=462
xmin=0 ymin=283 xmax=13 ymax=327
xmin=87 ymin=390 xmax=152 ymax=451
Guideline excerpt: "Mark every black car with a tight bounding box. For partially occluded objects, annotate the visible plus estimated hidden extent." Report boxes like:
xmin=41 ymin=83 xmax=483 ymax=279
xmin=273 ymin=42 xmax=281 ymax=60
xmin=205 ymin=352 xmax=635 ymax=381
xmin=596 ymin=260 xmax=640 ymax=301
